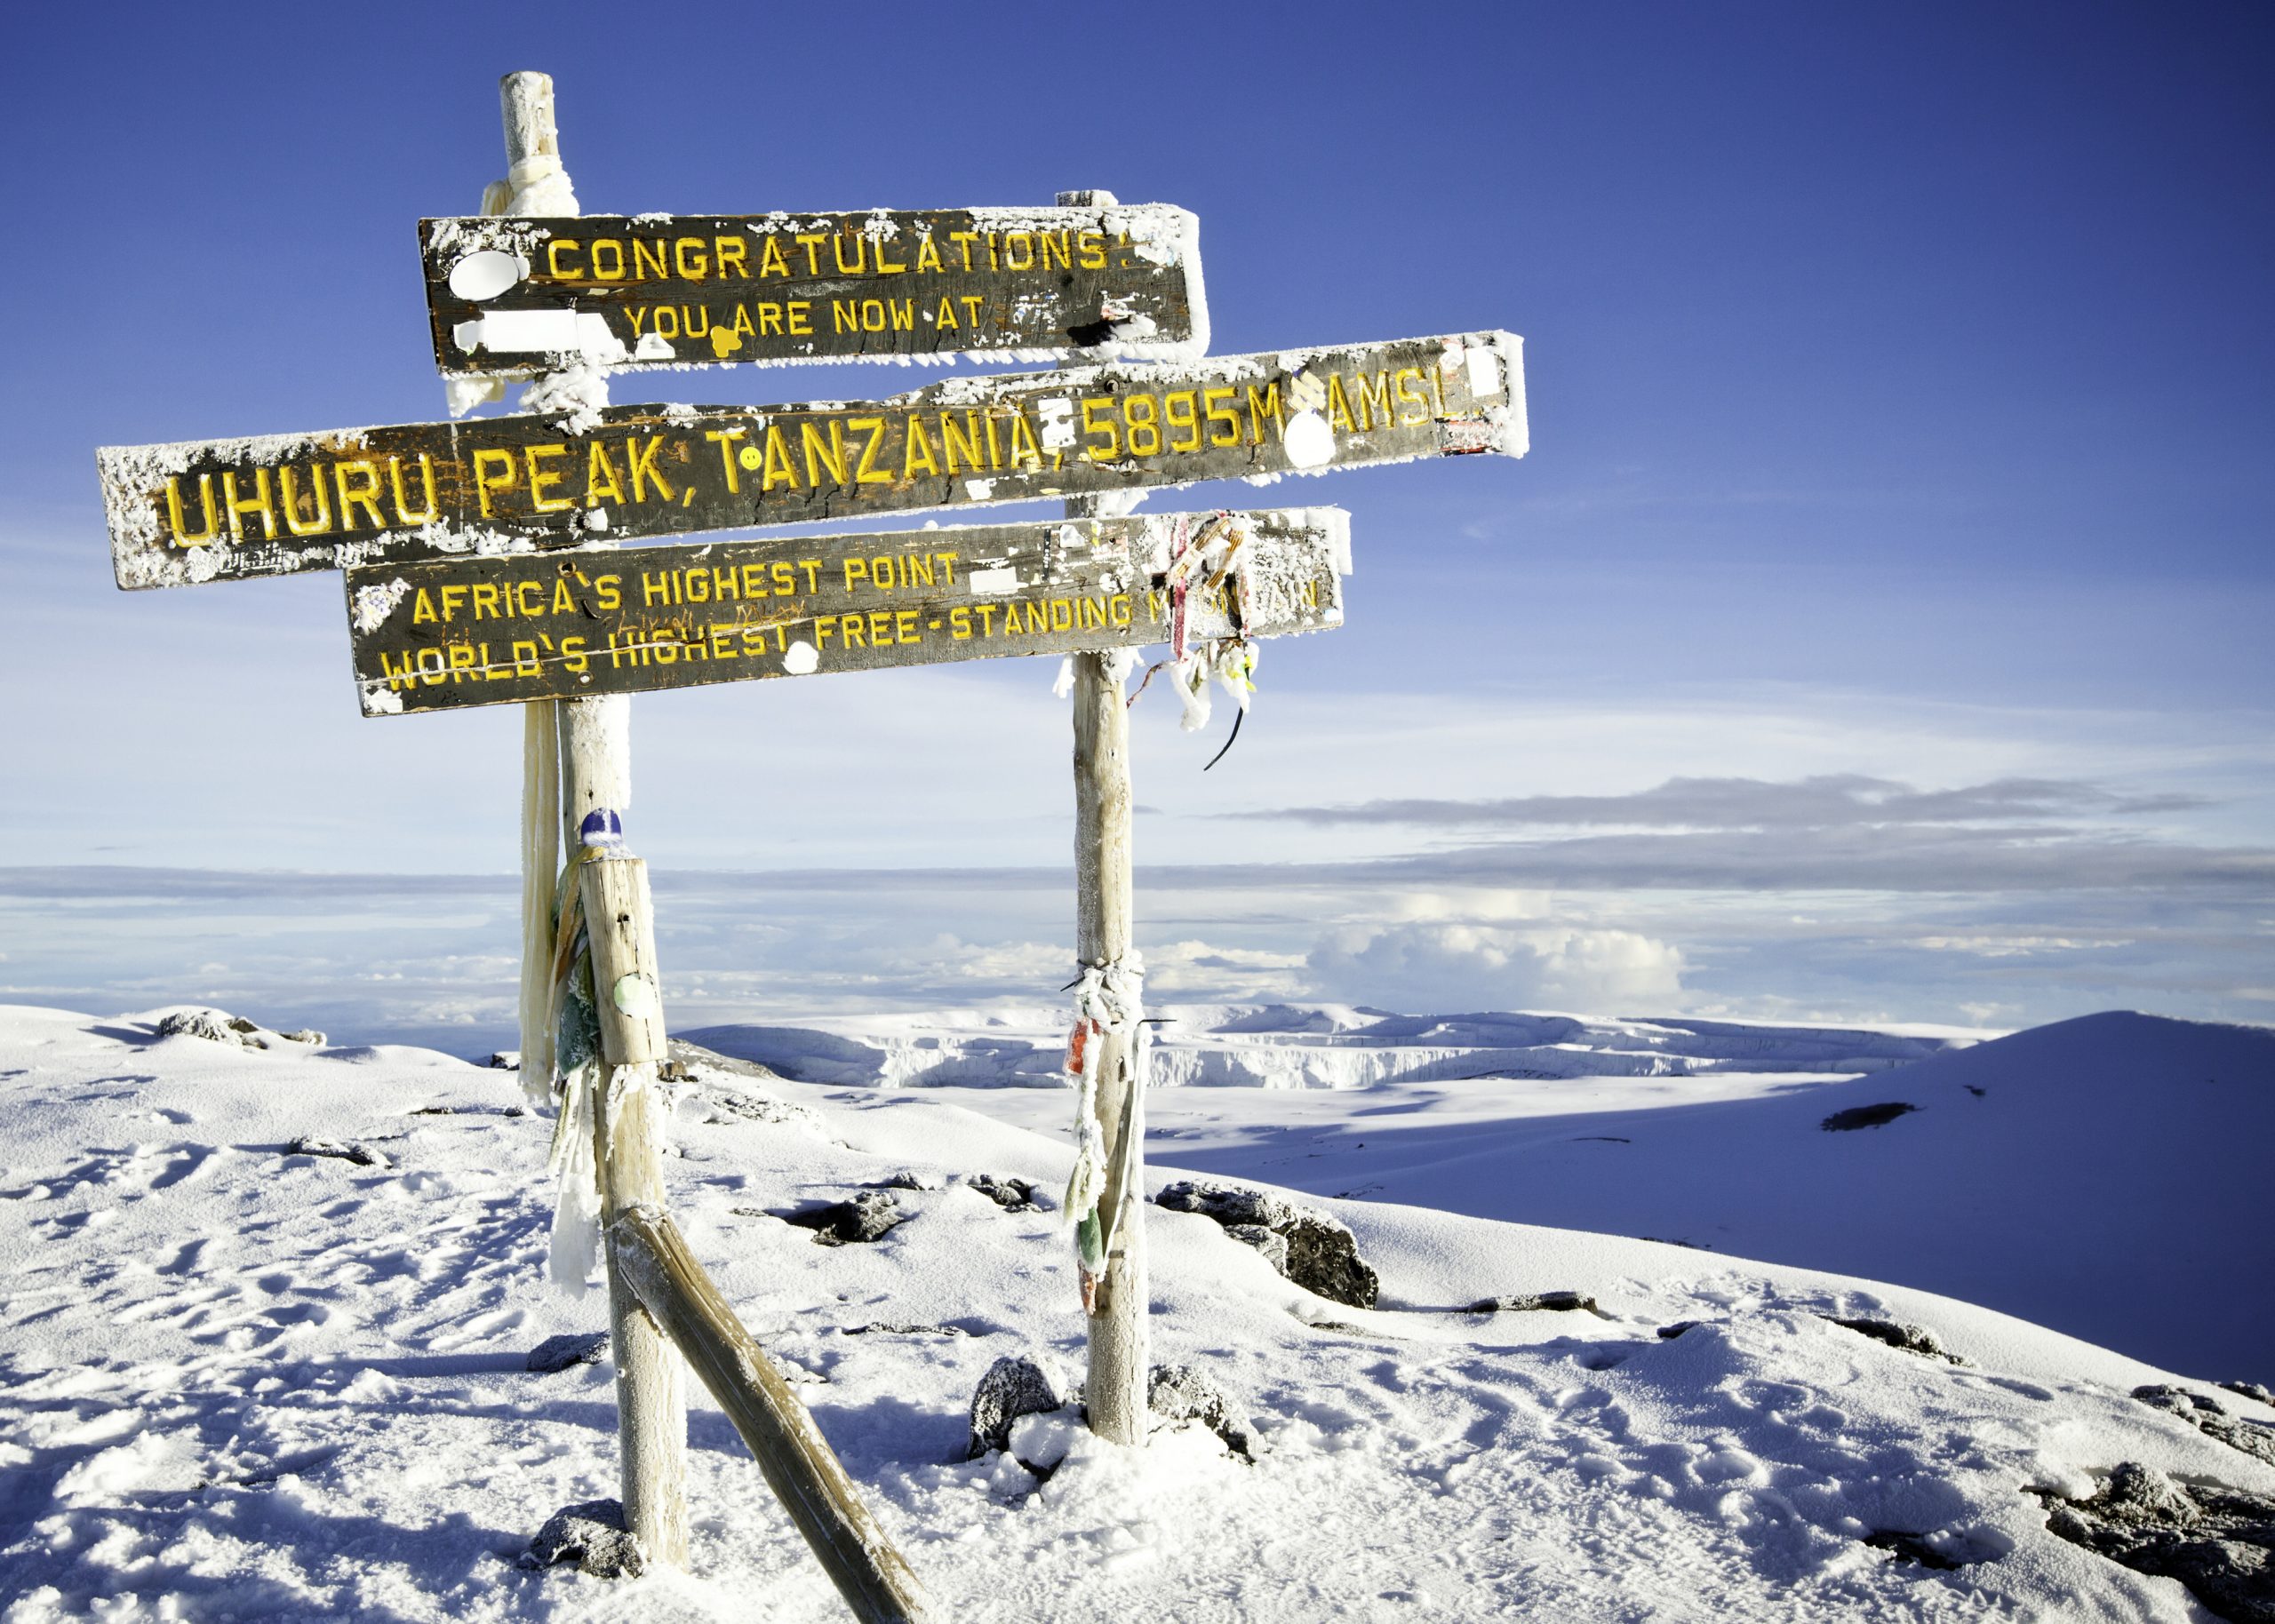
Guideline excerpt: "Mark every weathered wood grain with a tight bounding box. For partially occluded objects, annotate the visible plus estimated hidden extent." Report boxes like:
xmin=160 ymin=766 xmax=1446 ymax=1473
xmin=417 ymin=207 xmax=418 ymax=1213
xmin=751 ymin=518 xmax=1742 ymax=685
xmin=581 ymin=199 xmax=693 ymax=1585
xmin=579 ymin=850 xmax=690 ymax=1570
xmin=611 ymin=1203 xmax=937 ymax=1623
xmin=102 ymin=333 xmax=1515 ymax=589
xmin=343 ymin=508 xmax=1348 ymax=717
xmin=419 ymin=205 xmax=1204 ymax=377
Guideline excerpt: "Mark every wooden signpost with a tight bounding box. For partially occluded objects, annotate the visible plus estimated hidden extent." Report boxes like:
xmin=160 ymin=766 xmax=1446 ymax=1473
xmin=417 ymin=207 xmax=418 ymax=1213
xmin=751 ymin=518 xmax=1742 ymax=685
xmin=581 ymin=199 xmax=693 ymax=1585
xmin=92 ymin=62 xmax=1531 ymax=1612
xmin=342 ymin=508 xmax=1347 ymax=713
xmin=420 ymin=204 xmax=1208 ymax=374
xmin=98 ymin=332 xmax=1520 ymax=589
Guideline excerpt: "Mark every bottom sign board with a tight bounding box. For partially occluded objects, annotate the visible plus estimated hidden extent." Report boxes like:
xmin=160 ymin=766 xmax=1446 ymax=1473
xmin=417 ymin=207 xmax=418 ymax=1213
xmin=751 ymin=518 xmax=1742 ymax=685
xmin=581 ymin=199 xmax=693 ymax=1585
xmin=343 ymin=508 xmax=1348 ymax=716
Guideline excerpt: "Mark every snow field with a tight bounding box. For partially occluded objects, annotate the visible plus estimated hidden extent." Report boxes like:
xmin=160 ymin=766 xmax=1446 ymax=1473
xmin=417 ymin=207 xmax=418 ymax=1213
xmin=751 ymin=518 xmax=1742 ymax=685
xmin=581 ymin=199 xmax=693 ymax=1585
xmin=2 ymin=1002 xmax=2271 ymax=1621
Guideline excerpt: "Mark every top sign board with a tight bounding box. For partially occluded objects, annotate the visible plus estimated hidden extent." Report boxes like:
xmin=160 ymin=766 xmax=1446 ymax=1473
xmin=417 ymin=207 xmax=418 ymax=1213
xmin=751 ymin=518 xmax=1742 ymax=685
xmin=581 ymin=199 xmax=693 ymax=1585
xmin=420 ymin=204 xmax=1207 ymax=376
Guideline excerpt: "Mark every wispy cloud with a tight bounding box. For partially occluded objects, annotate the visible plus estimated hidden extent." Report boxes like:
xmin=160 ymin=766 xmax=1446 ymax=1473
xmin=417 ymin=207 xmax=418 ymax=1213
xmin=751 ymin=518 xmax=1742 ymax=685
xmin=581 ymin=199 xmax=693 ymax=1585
xmin=1215 ymin=774 xmax=2210 ymax=830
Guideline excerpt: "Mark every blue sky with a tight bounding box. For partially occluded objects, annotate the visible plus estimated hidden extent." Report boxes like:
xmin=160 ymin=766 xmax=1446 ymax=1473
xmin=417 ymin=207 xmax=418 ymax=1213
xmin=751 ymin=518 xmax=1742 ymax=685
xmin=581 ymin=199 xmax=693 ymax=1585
xmin=2 ymin=1 xmax=2269 ymax=1045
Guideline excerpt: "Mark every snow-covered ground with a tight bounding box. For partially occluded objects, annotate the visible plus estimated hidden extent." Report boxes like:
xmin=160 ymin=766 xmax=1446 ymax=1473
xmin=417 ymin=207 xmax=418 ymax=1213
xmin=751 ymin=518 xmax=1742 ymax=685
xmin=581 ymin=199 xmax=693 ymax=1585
xmin=4 ymin=1000 xmax=2273 ymax=1620
xmin=687 ymin=1005 xmax=2272 ymax=1381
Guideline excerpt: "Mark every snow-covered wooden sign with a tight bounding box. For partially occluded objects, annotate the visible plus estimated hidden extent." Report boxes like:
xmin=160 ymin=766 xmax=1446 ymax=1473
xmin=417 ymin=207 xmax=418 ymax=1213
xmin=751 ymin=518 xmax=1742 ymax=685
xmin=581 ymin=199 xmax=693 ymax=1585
xmin=99 ymin=333 xmax=1516 ymax=591
xmin=342 ymin=507 xmax=1347 ymax=715
xmin=419 ymin=205 xmax=1207 ymax=376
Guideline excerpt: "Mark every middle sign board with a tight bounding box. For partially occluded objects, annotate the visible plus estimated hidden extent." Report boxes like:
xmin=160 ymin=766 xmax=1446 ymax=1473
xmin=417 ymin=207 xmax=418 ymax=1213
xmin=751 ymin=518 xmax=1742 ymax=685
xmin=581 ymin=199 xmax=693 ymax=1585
xmin=100 ymin=332 xmax=1521 ymax=590
xmin=343 ymin=508 xmax=1349 ymax=716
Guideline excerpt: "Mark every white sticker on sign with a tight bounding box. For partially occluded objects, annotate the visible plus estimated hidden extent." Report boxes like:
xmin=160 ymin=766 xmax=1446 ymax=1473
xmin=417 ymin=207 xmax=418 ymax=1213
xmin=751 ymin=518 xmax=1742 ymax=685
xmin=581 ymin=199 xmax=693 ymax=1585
xmin=1282 ymin=410 xmax=1336 ymax=469
xmin=967 ymin=568 xmax=1019 ymax=595
xmin=1468 ymin=344 xmax=1500 ymax=400
xmin=446 ymin=250 xmax=523 ymax=302
xmin=455 ymin=310 xmax=627 ymax=363
xmin=783 ymin=641 xmax=819 ymax=675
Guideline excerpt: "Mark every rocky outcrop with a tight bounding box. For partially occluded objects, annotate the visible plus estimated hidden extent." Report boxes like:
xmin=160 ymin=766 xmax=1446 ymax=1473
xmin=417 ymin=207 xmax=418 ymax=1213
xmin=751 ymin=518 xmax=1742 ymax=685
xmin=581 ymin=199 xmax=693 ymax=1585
xmin=1156 ymin=1180 xmax=1379 ymax=1309
xmin=2040 ymin=1462 xmax=2275 ymax=1623
xmin=776 ymin=1190 xmax=906 ymax=1246
xmin=968 ymin=1355 xmax=1071 ymax=1460
xmin=520 ymin=1499 xmax=643 ymax=1578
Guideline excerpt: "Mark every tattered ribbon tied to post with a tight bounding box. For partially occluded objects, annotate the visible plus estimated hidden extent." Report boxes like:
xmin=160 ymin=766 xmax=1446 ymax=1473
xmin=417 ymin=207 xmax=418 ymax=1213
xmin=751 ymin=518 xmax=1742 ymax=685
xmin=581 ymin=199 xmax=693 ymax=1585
xmin=1062 ymin=955 xmax=1148 ymax=1314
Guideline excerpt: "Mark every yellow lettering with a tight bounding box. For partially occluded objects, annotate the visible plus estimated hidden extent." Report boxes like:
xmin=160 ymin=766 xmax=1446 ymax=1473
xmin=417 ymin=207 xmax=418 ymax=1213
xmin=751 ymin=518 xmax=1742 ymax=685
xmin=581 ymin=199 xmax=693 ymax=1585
xmin=801 ymin=420 xmax=849 ymax=488
xmin=336 ymin=459 xmax=387 ymax=529
xmin=902 ymin=417 xmax=940 ymax=478
xmin=524 ymin=444 xmax=572 ymax=513
xmin=714 ymin=235 xmax=748 ymax=280
xmin=1005 ymin=409 xmax=1042 ymax=470
xmin=590 ymin=240 xmax=626 ymax=280
xmin=1082 ymin=396 xmax=1120 ymax=462
xmin=850 ymin=417 xmax=891 ymax=485
xmin=1247 ymin=383 xmax=1284 ymax=445
xmin=546 ymin=239 xmax=582 ymax=279
xmin=759 ymin=426 xmax=800 ymax=491
xmin=389 ymin=454 xmax=439 ymax=524
xmin=915 ymin=235 xmax=944 ymax=272
xmin=586 ymin=442 xmax=625 ymax=506
xmin=471 ymin=448 xmax=517 ymax=518
xmin=758 ymin=236 xmax=791 ymax=278
xmin=626 ymin=435 xmax=675 ymax=503
xmin=706 ymin=428 xmax=747 ymax=494
xmin=278 ymin=465 xmax=331 ymax=537
xmin=164 ymin=474 xmax=220 ymax=546
xmin=632 ymin=239 xmax=669 ymax=282
xmin=1351 ymin=370 xmax=1393 ymax=431
xmin=1394 ymin=366 xmax=1430 ymax=426
xmin=221 ymin=468 xmax=278 ymax=541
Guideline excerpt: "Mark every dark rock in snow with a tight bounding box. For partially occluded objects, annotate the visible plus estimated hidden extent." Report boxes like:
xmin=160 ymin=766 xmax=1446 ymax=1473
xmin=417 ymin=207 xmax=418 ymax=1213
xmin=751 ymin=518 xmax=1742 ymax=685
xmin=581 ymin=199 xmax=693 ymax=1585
xmin=2226 ymin=1381 xmax=2275 ymax=1407
xmin=1820 ymin=1102 xmax=1920 ymax=1132
xmin=967 ymin=1173 xmax=1042 ymax=1212
xmin=521 ymin=1498 xmax=643 ymax=1578
xmin=2136 ymin=1385 xmax=2275 ymax=1468
xmin=968 ymin=1355 xmax=1071 ymax=1460
xmin=1225 ymin=1222 xmax=1289 ymax=1273
xmin=1818 ymin=1314 xmax=1965 ymax=1364
xmin=882 ymin=1170 xmax=946 ymax=1192
xmin=156 ymin=1009 xmax=322 ymax=1049
xmin=1468 ymin=1291 xmax=1603 ymax=1316
xmin=285 ymin=1135 xmax=391 ymax=1170
xmin=1156 ymin=1179 xmax=1379 ymax=1309
xmin=2040 ymin=1461 xmax=2275 ymax=1623
xmin=844 ymin=1322 xmax=968 ymax=1338
xmin=486 ymin=1051 xmax=521 ymax=1070
xmin=1148 ymin=1364 xmax=1254 ymax=1460
xmin=156 ymin=1009 xmax=258 ymax=1047
xmin=1864 ymin=1529 xmax=1964 ymax=1570
xmin=525 ymin=1333 xmax=609 ymax=1373
xmin=777 ymin=1190 xmax=906 ymax=1246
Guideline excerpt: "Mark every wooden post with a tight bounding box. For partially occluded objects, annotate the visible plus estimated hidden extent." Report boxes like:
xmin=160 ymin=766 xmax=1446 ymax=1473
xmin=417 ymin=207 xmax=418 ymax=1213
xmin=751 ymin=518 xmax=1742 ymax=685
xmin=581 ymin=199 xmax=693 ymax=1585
xmin=491 ymin=71 xmax=688 ymax=1567
xmin=611 ymin=1205 xmax=937 ymax=1624
xmin=499 ymin=72 xmax=566 ymax=1090
xmin=577 ymin=847 xmax=691 ymax=1568
xmin=1060 ymin=188 xmax=1150 ymax=1447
